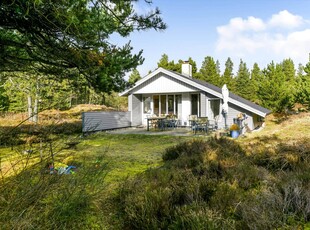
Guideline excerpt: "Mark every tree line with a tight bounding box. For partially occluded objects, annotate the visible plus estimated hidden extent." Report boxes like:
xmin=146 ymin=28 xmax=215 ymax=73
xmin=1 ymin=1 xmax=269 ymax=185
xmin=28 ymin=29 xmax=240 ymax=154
xmin=0 ymin=1 xmax=308 ymax=115
xmin=1 ymin=53 xmax=309 ymax=116
xmin=156 ymin=54 xmax=310 ymax=113
xmin=0 ymin=71 xmax=128 ymax=119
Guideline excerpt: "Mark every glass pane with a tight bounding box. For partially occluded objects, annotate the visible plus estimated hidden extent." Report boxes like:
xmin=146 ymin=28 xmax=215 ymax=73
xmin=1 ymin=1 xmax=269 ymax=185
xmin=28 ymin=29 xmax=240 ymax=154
xmin=209 ymin=99 xmax=220 ymax=118
xmin=176 ymin=95 xmax=182 ymax=118
xmin=168 ymin=95 xmax=174 ymax=115
xmin=160 ymin=95 xmax=166 ymax=115
xmin=191 ymin=94 xmax=198 ymax=116
xmin=153 ymin=95 xmax=159 ymax=115
xmin=143 ymin=96 xmax=151 ymax=114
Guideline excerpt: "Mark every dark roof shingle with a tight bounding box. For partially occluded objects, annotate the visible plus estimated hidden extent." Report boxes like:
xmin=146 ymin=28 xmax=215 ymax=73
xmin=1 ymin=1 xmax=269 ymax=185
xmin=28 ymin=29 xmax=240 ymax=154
xmin=169 ymin=69 xmax=271 ymax=115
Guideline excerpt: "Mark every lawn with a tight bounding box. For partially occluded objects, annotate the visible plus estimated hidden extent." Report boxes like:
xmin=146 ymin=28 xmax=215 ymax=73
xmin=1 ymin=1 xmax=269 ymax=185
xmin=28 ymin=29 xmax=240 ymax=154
xmin=76 ymin=133 xmax=192 ymax=184
xmin=0 ymin=132 xmax=194 ymax=229
xmin=0 ymin=112 xmax=309 ymax=229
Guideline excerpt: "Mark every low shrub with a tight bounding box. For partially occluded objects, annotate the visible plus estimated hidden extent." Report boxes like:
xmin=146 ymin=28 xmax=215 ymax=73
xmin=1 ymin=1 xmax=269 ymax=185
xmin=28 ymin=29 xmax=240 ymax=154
xmin=118 ymin=137 xmax=310 ymax=229
xmin=250 ymin=138 xmax=310 ymax=172
xmin=162 ymin=139 xmax=208 ymax=161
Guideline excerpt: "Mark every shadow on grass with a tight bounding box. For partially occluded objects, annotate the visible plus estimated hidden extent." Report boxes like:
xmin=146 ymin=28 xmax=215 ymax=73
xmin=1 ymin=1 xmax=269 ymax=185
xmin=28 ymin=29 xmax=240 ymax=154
xmin=0 ymin=121 xmax=82 ymax=147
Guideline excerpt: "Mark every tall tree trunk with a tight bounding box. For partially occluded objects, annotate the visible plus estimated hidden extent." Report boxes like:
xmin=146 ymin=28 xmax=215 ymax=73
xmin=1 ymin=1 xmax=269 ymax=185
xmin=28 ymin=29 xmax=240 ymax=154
xmin=33 ymin=78 xmax=40 ymax=123
xmin=27 ymin=95 xmax=33 ymax=122
xmin=33 ymin=77 xmax=40 ymax=123
xmin=33 ymin=97 xmax=38 ymax=123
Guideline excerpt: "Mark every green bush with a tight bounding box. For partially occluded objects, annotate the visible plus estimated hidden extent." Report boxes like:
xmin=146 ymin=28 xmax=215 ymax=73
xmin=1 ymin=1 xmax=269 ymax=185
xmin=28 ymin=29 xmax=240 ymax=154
xmin=118 ymin=138 xmax=244 ymax=229
xmin=117 ymin=137 xmax=310 ymax=229
xmin=162 ymin=139 xmax=207 ymax=161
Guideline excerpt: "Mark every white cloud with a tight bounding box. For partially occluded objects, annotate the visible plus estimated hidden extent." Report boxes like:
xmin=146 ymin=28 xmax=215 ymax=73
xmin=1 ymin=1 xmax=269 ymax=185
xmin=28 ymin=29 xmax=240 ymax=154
xmin=268 ymin=10 xmax=304 ymax=29
xmin=216 ymin=10 xmax=310 ymax=67
xmin=279 ymin=29 xmax=310 ymax=58
xmin=217 ymin=16 xmax=265 ymax=37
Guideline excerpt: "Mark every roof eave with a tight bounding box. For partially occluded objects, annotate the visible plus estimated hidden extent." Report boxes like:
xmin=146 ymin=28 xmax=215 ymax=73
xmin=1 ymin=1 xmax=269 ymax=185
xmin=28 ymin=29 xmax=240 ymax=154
xmin=119 ymin=67 xmax=271 ymax=117
xmin=119 ymin=68 xmax=164 ymax=96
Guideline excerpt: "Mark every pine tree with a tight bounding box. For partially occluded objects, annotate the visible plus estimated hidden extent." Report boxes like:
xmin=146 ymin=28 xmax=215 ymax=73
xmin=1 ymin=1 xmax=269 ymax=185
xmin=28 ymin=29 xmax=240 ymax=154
xmin=157 ymin=54 xmax=170 ymax=69
xmin=258 ymin=61 xmax=294 ymax=112
xmin=295 ymin=62 xmax=310 ymax=108
xmin=250 ymin=63 xmax=263 ymax=103
xmin=282 ymin=58 xmax=296 ymax=83
xmin=297 ymin=63 xmax=304 ymax=77
xmin=221 ymin=57 xmax=236 ymax=91
xmin=235 ymin=59 xmax=254 ymax=100
xmin=128 ymin=69 xmax=141 ymax=85
xmin=158 ymin=54 xmax=198 ymax=75
xmin=157 ymin=54 xmax=179 ymax=72
xmin=0 ymin=0 xmax=166 ymax=92
xmin=198 ymin=56 xmax=220 ymax=86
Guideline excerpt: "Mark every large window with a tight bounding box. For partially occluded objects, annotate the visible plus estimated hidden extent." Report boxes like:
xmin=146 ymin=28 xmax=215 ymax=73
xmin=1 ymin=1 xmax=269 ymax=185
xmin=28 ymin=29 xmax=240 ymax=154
xmin=143 ymin=96 xmax=151 ymax=114
xmin=151 ymin=94 xmax=181 ymax=116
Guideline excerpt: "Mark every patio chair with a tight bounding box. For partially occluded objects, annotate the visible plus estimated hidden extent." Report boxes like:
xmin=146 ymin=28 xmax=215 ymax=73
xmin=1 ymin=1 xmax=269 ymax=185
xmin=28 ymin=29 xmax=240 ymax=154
xmin=189 ymin=115 xmax=198 ymax=129
xmin=156 ymin=118 xmax=167 ymax=130
xmin=166 ymin=114 xmax=178 ymax=129
xmin=192 ymin=117 xmax=208 ymax=134
xmin=207 ymin=115 xmax=219 ymax=132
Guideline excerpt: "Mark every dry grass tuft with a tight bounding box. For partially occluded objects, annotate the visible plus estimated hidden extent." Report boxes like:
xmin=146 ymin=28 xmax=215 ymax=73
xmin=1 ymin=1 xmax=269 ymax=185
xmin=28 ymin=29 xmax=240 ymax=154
xmin=242 ymin=112 xmax=310 ymax=145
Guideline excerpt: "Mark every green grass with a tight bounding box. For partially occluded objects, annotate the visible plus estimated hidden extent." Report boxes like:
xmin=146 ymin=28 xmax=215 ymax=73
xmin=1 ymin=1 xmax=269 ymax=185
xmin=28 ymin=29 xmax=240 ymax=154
xmin=77 ymin=134 xmax=192 ymax=184
xmin=0 ymin=133 xmax=193 ymax=229
xmin=0 ymin=112 xmax=309 ymax=229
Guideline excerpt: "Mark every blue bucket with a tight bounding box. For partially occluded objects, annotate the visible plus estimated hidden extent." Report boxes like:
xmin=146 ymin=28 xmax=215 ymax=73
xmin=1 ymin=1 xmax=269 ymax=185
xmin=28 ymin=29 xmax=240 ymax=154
xmin=230 ymin=130 xmax=240 ymax=138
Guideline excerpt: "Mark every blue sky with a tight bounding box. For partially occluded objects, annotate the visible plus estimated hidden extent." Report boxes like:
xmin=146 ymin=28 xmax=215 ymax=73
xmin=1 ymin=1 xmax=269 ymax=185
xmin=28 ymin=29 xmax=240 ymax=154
xmin=112 ymin=0 xmax=310 ymax=77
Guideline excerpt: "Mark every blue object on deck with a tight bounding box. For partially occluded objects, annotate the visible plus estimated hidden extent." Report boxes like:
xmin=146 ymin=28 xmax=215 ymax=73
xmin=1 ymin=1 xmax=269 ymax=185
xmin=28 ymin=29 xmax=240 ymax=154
xmin=230 ymin=130 xmax=240 ymax=138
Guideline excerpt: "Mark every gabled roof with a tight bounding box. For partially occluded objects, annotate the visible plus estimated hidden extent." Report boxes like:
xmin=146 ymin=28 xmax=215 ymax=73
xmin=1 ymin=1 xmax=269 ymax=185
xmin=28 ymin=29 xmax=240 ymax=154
xmin=120 ymin=67 xmax=271 ymax=117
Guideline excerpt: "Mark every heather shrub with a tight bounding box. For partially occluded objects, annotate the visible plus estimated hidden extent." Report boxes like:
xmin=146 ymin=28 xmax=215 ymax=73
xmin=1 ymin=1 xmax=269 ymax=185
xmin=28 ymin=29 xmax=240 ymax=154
xmin=118 ymin=138 xmax=245 ymax=229
xmin=118 ymin=137 xmax=310 ymax=229
xmin=162 ymin=139 xmax=208 ymax=161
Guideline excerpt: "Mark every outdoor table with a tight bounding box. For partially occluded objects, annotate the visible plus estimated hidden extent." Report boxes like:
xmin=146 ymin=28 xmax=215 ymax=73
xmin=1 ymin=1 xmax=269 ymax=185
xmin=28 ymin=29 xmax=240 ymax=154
xmin=146 ymin=117 xmax=166 ymax=131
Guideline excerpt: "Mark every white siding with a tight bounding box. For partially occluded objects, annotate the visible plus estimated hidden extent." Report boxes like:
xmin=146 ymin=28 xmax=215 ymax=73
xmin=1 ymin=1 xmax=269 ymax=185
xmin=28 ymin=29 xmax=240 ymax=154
xmin=223 ymin=103 xmax=254 ymax=130
xmin=82 ymin=112 xmax=131 ymax=132
xmin=132 ymin=94 xmax=142 ymax=126
xmin=181 ymin=93 xmax=191 ymax=126
xmin=133 ymin=73 xmax=197 ymax=94
xmin=128 ymin=95 xmax=132 ymax=111
xmin=200 ymin=93 xmax=207 ymax=117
